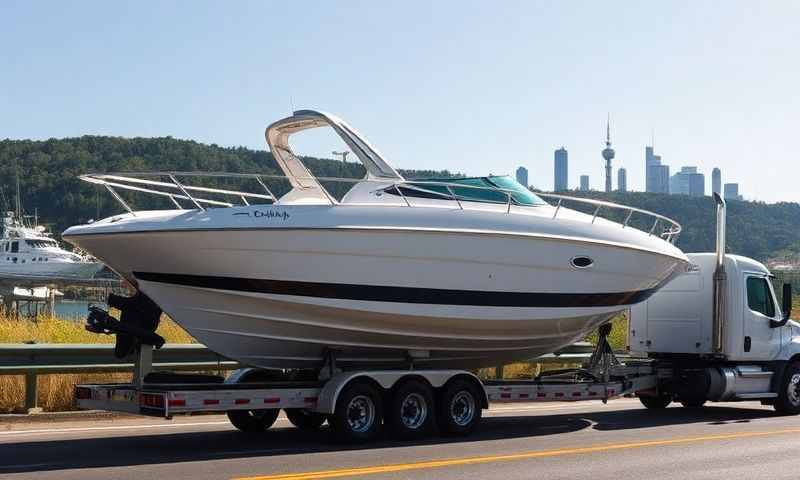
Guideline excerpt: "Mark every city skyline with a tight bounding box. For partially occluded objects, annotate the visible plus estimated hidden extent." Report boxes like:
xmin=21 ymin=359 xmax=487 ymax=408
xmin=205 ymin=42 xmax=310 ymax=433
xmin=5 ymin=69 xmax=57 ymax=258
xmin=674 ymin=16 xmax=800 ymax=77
xmin=539 ymin=122 xmax=741 ymax=197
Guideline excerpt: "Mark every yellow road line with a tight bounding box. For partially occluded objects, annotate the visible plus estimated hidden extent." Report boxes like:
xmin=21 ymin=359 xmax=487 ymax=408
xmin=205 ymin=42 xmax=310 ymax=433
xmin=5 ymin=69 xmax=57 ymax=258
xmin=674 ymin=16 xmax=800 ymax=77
xmin=234 ymin=428 xmax=800 ymax=480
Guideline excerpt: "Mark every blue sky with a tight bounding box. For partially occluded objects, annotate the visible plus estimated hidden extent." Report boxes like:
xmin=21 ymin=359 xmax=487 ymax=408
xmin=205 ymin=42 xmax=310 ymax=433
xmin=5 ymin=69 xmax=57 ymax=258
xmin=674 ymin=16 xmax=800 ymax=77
xmin=2 ymin=1 xmax=798 ymax=202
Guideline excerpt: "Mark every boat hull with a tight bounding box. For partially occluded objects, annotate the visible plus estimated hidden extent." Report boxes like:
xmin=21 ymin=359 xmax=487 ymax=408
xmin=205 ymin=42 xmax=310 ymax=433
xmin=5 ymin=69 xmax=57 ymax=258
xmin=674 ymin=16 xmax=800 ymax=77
xmin=65 ymin=226 xmax=685 ymax=369
xmin=0 ymin=261 xmax=103 ymax=279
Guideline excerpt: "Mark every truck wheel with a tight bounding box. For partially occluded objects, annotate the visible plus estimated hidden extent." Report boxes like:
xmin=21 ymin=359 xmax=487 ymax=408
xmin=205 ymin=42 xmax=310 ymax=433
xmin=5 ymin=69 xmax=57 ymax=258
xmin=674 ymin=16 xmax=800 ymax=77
xmin=679 ymin=398 xmax=707 ymax=408
xmin=437 ymin=378 xmax=482 ymax=436
xmin=227 ymin=408 xmax=280 ymax=433
xmin=328 ymin=380 xmax=384 ymax=443
xmin=285 ymin=408 xmax=327 ymax=431
xmin=638 ymin=394 xmax=672 ymax=409
xmin=774 ymin=362 xmax=800 ymax=415
xmin=386 ymin=379 xmax=436 ymax=440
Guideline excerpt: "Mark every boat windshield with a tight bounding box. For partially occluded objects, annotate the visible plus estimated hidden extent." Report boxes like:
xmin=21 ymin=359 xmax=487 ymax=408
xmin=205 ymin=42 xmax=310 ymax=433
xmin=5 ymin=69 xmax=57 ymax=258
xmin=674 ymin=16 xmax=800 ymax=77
xmin=26 ymin=239 xmax=57 ymax=248
xmin=384 ymin=176 xmax=546 ymax=206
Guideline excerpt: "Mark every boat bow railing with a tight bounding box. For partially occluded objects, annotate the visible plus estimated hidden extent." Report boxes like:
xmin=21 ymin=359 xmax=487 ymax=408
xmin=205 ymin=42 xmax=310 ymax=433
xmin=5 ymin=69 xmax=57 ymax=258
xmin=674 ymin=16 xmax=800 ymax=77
xmin=80 ymin=172 xmax=681 ymax=243
xmin=535 ymin=192 xmax=681 ymax=244
xmin=79 ymin=172 xmax=281 ymax=213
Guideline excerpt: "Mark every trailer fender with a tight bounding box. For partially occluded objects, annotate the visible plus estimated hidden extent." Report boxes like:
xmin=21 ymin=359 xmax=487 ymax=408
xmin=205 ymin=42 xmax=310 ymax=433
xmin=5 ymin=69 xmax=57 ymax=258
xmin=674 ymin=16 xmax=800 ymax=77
xmin=315 ymin=370 xmax=486 ymax=415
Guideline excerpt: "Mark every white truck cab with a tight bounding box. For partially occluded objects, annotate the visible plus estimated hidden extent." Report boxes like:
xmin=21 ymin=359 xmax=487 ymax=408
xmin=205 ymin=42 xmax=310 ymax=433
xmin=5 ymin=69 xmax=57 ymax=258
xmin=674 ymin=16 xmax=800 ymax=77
xmin=631 ymin=253 xmax=800 ymax=361
xmin=629 ymin=194 xmax=800 ymax=413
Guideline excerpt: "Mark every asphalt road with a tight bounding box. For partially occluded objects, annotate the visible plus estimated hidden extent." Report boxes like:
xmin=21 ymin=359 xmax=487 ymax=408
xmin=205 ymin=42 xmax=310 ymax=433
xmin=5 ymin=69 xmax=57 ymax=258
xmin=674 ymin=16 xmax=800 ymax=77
xmin=2 ymin=398 xmax=800 ymax=480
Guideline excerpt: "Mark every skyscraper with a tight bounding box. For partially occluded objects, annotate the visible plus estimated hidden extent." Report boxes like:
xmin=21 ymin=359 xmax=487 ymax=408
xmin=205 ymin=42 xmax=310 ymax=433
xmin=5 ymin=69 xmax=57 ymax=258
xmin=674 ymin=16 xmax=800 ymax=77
xmin=724 ymin=183 xmax=741 ymax=200
xmin=670 ymin=166 xmax=705 ymax=197
xmin=602 ymin=117 xmax=615 ymax=193
xmin=645 ymin=145 xmax=670 ymax=193
xmin=580 ymin=175 xmax=590 ymax=191
xmin=617 ymin=168 xmax=627 ymax=192
xmin=554 ymin=147 xmax=568 ymax=191
xmin=712 ymin=168 xmax=721 ymax=195
xmin=516 ymin=166 xmax=528 ymax=188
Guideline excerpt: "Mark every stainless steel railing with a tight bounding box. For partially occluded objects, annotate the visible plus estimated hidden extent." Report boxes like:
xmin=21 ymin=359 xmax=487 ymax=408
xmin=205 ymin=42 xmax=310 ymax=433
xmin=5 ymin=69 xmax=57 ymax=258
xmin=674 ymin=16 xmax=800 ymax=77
xmin=79 ymin=172 xmax=681 ymax=243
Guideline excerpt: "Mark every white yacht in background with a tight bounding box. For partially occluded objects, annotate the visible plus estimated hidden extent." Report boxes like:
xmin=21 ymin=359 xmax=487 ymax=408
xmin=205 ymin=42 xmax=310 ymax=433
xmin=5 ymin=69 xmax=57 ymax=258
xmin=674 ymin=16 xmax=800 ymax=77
xmin=63 ymin=109 xmax=689 ymax=370
xmin=0 ymin=211 xmax=104 ymax=279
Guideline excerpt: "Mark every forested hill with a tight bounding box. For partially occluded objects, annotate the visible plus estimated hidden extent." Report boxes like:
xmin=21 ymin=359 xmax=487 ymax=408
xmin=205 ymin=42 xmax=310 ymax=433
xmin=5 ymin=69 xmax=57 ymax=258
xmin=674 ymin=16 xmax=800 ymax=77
xmin=1 ymin=135 xmax=799 ymax=262
xmin=0 ymin=136 xmax=459 ymax=236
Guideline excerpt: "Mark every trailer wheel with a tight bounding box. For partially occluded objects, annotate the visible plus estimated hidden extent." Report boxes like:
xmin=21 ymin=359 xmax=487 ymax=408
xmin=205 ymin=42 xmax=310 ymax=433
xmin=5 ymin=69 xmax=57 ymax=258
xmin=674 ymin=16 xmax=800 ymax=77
xmin=679 ymin=398 xmax=706 ymax=408
xmin=328 ymin=380 xmax=384 ymax=443
xmin=638 ymin=394 xmax=672 ymax=409
xmin=774 ymin=362 xmax=800 ymax=415
xmin=285 ymin=408 xmax=327 ymax=431
xmin=386 ymin=379 xmax=436 ymax=440
xmin=227 ymin=408 xmax=280 ymax=433
xmin=437 ymin=378 xmax=482 ymax=436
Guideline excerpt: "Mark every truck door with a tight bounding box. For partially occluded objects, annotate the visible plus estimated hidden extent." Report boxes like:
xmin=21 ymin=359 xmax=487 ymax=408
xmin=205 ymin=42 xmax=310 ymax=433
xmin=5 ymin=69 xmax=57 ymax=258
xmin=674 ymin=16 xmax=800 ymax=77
xmin=742 ymin=274 xmax=782 ymax=360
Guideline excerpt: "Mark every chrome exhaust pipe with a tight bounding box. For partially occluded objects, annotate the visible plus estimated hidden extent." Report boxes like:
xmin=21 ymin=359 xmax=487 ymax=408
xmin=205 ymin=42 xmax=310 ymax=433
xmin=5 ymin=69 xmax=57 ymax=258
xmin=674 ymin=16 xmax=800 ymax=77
xmin=712 ymin=193 xmax=727 ymax=353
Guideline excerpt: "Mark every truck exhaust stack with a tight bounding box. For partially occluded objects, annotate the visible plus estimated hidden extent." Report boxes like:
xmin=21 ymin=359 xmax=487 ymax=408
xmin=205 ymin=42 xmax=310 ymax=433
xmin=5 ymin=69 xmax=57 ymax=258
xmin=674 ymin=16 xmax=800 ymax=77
xmin=712 ymin=192 xmax=727 ymax=354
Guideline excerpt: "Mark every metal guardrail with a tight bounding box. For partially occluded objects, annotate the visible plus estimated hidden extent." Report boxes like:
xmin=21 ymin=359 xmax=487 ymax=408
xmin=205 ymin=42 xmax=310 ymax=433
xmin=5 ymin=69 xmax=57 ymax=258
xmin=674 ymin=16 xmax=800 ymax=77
xmin=0 ymin=342 xmax=597 ymax=412
xmin=0 ymin=344 xmax=238 ymax=411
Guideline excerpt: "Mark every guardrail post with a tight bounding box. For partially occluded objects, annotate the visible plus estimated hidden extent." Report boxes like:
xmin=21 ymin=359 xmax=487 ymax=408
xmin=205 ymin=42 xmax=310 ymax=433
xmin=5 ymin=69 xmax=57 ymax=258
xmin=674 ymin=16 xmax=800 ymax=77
xmin=494 ymin=364 xmax=504 ymax=379
xmin=132 ymin=345 xmax=153 ymax=389
xmin=25 ymin=372 xmax=38 ymax=412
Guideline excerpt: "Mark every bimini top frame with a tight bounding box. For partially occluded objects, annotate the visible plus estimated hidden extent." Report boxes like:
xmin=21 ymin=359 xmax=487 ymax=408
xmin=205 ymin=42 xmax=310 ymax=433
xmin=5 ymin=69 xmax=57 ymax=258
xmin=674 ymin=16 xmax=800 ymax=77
xmin=264 ymin=109 xmax=404 ymax=205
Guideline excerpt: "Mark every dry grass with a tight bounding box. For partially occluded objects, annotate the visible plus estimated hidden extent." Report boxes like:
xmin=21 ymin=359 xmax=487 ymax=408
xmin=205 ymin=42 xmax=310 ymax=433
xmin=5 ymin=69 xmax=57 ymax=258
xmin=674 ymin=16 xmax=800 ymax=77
xmin=0 ymin=312 xmax=194 ymax=344
xmin=0 ymin=312 xmax=195 ymax=413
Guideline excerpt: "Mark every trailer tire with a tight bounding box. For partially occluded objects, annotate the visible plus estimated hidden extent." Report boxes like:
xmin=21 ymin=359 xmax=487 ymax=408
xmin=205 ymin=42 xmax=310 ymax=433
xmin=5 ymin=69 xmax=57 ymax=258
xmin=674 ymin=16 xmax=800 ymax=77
xmin=285 ymin=408 xmax=327 ymax=431
xmin=679 ymin=398 xmax=706 ymax=408
xmin=774 ymin=362 xmax=800 ymax=415
xmin=437 ymin=378 xmax=482 ymax=436
xmin=227 ymin=408 xmax=280 ymax=433
xmin=386 ymin=379 xmax=436 ymax=440
xmin=328 ymin=380 xmax=384 ymax=443
xmin=638 ymin=394 xmax=672 ymax=409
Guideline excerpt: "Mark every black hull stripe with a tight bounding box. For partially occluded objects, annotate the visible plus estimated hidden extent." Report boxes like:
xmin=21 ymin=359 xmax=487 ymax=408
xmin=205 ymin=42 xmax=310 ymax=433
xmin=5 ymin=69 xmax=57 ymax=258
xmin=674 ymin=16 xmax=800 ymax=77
xmin=133 ymin=272 xmax=658 ymax=308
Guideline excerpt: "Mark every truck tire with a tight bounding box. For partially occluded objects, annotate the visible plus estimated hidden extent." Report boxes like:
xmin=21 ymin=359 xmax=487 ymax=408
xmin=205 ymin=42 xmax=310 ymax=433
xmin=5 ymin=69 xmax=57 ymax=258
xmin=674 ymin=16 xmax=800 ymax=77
xmin=774 ymin=362 xmax=800 ymax=415
xmin=638 ymin=394 xmax=672 ymax=409
xmin=227 ymin=408 xmax=280 ymax=433
xmin=386 ymin=379 xmax=436 ymax=440
xmin=285 ymin=408 xmax=327 ymax=431
xmin=437 ymin=378 xmax=482 ymax=436
xmin=328 ymin=380 xmax=384 ymax=443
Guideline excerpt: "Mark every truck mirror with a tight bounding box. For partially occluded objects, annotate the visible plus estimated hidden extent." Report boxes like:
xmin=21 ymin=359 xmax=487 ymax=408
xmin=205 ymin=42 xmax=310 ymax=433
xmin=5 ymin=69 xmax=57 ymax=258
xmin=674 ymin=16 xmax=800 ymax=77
xmin=772 ymin=283 xmax=793 ymax=328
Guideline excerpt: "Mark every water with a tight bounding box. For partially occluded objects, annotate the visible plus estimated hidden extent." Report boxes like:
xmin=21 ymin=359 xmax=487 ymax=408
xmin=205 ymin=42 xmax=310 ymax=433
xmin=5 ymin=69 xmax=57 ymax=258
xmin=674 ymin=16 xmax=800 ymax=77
xmin=54 ymin=300 xmax=105 ymax=320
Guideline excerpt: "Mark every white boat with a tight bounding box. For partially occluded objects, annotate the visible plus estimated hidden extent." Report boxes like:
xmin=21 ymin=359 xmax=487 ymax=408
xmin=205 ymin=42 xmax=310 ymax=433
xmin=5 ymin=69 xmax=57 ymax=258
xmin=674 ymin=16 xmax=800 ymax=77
xmin=0 ymin=211 xmax=104 ymax=279
xmin=63 ymin=110 xmax=689 ymax=370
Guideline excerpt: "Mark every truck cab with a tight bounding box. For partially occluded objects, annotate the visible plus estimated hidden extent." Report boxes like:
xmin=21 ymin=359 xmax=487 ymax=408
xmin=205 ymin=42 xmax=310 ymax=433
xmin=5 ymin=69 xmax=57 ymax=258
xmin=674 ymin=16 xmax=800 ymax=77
xmin=630 ymin=253 xmax=800 ymax=362
xmin=628 ymin=194 xmax=800 ymax=413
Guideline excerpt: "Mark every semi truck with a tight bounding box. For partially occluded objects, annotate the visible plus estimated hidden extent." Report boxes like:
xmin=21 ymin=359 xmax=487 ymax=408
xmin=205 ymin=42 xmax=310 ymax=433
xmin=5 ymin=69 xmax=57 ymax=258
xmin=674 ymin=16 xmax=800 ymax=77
xmin=75 ymin=194 xmax=800 ymax=442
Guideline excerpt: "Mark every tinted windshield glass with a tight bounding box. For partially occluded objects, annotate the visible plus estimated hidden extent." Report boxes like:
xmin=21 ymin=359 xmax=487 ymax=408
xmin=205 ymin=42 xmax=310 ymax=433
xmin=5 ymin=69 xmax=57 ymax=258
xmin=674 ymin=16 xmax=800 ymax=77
xmin=484 ymin=176 xmax=546 ymax=205
xmin=384 ymin=176 xmax=546 ymax=206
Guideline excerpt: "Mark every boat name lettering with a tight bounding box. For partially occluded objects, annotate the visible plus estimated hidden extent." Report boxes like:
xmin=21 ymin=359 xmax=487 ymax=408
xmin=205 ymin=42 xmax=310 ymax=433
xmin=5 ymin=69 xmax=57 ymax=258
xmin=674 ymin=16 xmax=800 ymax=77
xmin=253 ymin=210 xmax=290 ymax=221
